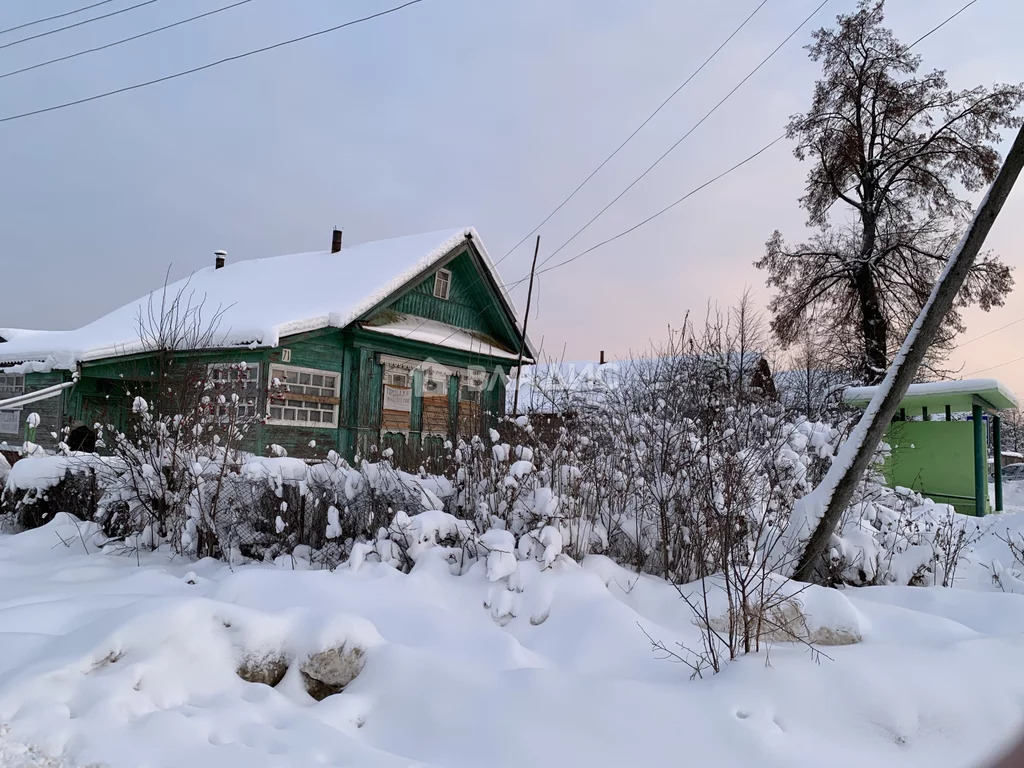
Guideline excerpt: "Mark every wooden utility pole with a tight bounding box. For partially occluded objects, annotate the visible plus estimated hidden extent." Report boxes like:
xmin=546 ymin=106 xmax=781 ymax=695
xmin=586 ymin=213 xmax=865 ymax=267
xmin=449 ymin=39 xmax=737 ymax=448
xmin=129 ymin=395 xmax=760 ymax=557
xmin=511 ymin=236 xmax=540 ymax=416
xmin=789 ymin=124 xmax=1024 ymax=583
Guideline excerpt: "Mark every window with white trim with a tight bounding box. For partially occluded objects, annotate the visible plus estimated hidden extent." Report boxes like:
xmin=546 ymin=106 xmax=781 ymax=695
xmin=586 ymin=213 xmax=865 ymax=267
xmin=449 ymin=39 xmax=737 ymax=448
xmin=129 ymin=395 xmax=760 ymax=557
xmin=0 ymin=374 xmax=21 ymax=436
xmin=459 ymin=368 xmax=486 ymax=402
xmin=0 ymin=373 xmax=25 ymax=397
xmin=421 ymin=367 xmax=448 ymax=397
xmin=433 ymin=268 xmax=452 ymax=300
xmin=206 ymin=363 xmax=260 ymax=422
xmin=268 ymin=364 xmax=340 ymax=427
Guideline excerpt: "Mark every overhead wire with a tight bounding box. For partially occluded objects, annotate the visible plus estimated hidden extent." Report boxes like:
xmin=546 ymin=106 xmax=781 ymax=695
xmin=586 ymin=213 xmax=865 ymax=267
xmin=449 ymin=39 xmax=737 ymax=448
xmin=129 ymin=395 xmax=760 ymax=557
xmin=497 ymin=0 xmax=770 ymax=267
xmin=0 ymin=0 xmax=257 ymax=82
xmin=422 ymin=0 xmax=988 ymax=363
xmin=531 ymin=0 xmax=830 ymax=273
xmin=954 ymin=315 xmax=1024 ymax=350
xmin=0 ymin=0 xmax=161 ymax=52
xmin=0 ymin=0 xmax=117 ymax=36
xmin=399 ymin=0 xmax=817 ymax=349
xmin=0 ymin=0 xmax=426 ymax=124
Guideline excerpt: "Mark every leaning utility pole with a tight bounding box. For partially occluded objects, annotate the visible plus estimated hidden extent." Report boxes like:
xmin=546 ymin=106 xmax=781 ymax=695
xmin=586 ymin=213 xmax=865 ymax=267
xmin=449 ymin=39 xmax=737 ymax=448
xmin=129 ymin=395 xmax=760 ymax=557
xmin=787 ymin=124 xmax=1024 ymax=584
xmin=511 ymin=235 xmax=540 ymax=415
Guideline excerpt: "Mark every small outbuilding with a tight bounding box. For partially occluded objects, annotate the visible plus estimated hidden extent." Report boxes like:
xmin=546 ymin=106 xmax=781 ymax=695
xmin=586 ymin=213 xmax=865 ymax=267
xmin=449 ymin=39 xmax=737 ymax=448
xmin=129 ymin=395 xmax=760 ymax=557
xmin=843 ymin=379 xmax=1019 ymax=516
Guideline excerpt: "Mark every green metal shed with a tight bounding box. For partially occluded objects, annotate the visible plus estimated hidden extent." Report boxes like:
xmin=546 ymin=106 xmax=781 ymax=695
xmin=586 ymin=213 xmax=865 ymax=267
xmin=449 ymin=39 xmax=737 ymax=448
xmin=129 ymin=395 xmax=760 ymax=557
xmin=843 ymin=379 xmax=1019 ymax=516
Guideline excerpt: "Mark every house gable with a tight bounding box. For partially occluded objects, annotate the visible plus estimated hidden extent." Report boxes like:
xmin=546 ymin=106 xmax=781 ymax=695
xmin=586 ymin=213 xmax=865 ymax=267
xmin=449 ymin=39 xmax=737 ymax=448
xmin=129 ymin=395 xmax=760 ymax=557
xmin=366 ymin=243 xmax=524 ymax=356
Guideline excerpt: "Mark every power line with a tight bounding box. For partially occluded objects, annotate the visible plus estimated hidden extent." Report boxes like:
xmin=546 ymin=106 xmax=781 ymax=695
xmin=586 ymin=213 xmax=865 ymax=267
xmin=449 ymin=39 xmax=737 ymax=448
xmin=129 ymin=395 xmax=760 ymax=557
xmin=422 ymin=0 xmax=982 ymax=357
xmin=531 ymin=135 xmax=787 ymax=279
xmin=407 ymin=135 xmax=789 ymax=358
xmin=963 ymin=354 xmax=1024 ymax=378
xmin=908 ymin=0 xmax=978 ymax=47
xmin=0 ymin=0 xmax=257 ymax=82
xmin=955 ymin=315 xmax=1024 ymax=350
xmin=395 ymin=1 xmax=776 ymax=347
xmin=403 ymin=0 xmax=981 ymax=360
xmin=0 ymin=0 xmax=117 ymax=36
xmin=0 ymin=0 xmax=161 ymax=52
xmin=0 ymin=0 xmax=425 ymax=124
xmin=498 ymin=0 xmax=770 ymax=266
xmin=533 ymin=0 xmax=831 ymax=273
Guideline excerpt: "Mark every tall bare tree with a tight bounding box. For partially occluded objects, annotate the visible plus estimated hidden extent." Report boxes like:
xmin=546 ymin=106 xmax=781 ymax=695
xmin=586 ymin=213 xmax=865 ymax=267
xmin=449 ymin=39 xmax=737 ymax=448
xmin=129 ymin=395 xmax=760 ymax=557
xmin=785 ymin=123 xmax=1024 ymax=584
xmin=756 ymin=0 xmax=1022 ymax=383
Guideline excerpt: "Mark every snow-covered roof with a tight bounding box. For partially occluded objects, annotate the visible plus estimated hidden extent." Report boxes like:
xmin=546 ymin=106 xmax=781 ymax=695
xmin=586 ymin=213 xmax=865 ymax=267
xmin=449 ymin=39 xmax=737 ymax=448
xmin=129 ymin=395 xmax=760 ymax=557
xmin=0 ymin=227 xmax=531 ymax=369
xmin=844 ymin=378 xmax=1019 ymax=412
xmin=509 ymin=361 xmax=622 ymax=412
xmin=509 ymin=352 xmax=772 ymax=412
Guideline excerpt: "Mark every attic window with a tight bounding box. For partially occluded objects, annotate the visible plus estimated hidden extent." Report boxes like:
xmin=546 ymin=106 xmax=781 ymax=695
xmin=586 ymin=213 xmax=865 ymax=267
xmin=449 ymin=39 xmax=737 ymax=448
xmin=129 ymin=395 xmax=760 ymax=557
xmin=433 ymin=268 xmax=452 ymax=300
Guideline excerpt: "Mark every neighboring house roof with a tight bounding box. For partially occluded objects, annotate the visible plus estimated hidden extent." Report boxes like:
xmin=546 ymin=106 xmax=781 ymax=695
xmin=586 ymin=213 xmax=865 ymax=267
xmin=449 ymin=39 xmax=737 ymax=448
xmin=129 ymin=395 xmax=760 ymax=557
xmin=0 ymin=227 xmax=534 ymax=369
xmin=510 ymin=353 xmax=773 ymax=413
xmin=773 ymin=367 xmax=854 ymax=411
xmin=510 ymin=361 xmax=622 ymax=413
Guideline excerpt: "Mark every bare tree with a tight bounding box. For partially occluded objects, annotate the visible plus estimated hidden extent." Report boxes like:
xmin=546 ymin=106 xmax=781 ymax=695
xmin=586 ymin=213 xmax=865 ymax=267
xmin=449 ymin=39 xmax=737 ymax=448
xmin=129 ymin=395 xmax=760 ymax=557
xmin=97 ymin=275 xmax=277 ymax=556
xmin=785 ymin=122 xmax=1024 ymax=583
xmin=756 ymin=0 xmax=1022 ymax=382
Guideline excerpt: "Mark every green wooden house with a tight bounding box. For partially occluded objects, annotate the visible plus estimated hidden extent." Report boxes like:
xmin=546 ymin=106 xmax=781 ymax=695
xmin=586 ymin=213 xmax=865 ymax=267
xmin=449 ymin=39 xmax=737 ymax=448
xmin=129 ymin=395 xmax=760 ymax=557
xmin=0 ymin=227 xmax=535 ymax=460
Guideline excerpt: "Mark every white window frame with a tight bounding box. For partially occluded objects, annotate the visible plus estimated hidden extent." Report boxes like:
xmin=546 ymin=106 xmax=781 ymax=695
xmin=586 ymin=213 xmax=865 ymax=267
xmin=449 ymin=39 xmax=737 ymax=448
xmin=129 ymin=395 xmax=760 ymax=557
xmin=206 ymin=363 xmax=261 ymax=423
xmin=0 ymin=374 xmax=25 ymax=435
xmin=267 ymin=363 xmax=340 ymax=428
xmin=0 ymin=373 xmax=25 ymax=397
xmin=433 ymin=268 xmax=452 ymax=300
xmin=459 ymin=368 xmax=487 ymax=402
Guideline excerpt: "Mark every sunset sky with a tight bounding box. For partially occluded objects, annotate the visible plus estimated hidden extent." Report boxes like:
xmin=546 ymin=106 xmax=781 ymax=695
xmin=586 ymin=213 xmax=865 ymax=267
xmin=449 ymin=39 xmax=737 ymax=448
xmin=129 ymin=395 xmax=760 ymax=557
xmin=2 ymin=0 xmax=1022 ymax=393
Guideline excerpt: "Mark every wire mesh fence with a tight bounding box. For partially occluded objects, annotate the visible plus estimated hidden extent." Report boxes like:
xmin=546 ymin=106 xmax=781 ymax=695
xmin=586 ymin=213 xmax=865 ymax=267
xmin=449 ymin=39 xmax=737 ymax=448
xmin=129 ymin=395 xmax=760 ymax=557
xmin=0 ymin=457 xmax=452 ymax=570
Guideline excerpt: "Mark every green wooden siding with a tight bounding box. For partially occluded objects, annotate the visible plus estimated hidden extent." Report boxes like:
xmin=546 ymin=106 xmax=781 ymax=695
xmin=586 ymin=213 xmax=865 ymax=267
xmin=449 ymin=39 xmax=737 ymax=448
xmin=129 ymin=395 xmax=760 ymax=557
xmin=263 ymin=328 xmax=346 ymax=459
xmin=385 ymin=249 xmax=522 ymax=352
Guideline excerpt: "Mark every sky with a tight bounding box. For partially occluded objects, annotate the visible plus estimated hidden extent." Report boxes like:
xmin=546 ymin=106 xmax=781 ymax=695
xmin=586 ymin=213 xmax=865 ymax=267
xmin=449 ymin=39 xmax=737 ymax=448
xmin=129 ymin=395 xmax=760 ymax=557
xmin=1 ymin=0 xmax=1023 ymax=392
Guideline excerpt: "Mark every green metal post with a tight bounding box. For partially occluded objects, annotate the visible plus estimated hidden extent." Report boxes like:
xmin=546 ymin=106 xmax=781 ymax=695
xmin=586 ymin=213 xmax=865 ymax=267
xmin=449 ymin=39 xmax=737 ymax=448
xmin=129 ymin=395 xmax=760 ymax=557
xmin=945 ymin=405 xmax=952 ymax=421
xmin=972 ymin=403 xmax=987 ymax=516
xmin=922 ymin=406 xmax=929 ymax=421
xmin=994 ymin=415 xmax=1004 ymax=512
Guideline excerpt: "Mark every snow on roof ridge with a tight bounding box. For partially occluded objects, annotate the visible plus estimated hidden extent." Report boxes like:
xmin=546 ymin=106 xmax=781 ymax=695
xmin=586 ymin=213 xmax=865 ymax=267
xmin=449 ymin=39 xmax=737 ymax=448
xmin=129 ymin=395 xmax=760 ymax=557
xmin=0 ymin=227 xmax=498 ymax=368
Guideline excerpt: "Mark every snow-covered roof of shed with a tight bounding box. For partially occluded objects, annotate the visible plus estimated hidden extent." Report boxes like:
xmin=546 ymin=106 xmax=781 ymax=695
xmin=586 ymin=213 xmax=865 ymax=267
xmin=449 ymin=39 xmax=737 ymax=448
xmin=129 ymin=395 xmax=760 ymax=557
xmin=0 ymin=227 xmax=528 ymax=369
xmin=844 ymin=378 xmax=1019 ymax=413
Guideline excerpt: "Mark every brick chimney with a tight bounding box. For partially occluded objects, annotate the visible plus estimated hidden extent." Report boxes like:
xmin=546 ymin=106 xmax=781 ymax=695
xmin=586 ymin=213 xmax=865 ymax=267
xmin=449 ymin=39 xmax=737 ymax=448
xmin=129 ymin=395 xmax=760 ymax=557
xmin=331 ymin=228 xmax=343 ymax=253
xmin=214 ymin=250 xmax=226 ymax=269
xmin=599 ymin=350 xmax=605 ymax=364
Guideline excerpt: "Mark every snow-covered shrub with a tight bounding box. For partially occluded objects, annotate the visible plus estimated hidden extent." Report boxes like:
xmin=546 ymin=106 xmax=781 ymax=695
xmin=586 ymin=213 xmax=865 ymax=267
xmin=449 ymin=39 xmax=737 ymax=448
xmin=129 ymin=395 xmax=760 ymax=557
xmin=0 ymin=454 xmax=106 ymax=531
xmin=504 ymin=312 xmax=840 ymax=588
xmin=830 ymin=481 xmax=980 ymax=587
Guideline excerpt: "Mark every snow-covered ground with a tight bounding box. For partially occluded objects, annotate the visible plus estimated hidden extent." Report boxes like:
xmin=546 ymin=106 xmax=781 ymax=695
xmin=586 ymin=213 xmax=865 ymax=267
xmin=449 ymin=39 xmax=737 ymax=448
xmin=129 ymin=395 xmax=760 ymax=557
xmin=3 ymin=514 xmax=1024 ymax=767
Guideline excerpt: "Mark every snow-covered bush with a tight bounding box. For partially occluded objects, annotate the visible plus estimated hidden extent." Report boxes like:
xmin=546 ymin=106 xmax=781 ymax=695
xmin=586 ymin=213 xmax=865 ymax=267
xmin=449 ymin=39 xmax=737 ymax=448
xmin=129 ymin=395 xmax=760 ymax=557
xmin=830 ymin=482 xmax=980 ymax=587
xmin=0 ymin=290 xmax=984 ymax=603
xmin=0 ymin=454 xmax=106 ymax=531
